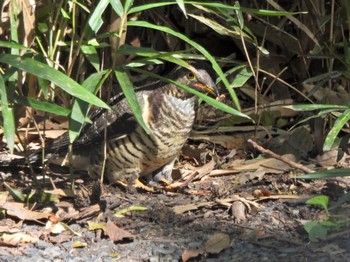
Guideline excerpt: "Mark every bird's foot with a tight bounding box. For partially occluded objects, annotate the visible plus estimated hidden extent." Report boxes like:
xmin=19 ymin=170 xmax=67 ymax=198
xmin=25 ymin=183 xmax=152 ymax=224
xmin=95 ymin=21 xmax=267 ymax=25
xmin=133 ymin=179 xmax=154 ymax=192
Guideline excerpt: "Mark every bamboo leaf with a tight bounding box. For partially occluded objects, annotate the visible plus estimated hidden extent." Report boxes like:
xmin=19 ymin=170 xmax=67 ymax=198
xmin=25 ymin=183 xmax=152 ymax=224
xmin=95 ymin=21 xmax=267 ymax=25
xmin=129 ymin=67 xmax=250 ymax=120
xmin=12 ymin=95 xmax=70 ymax=116
xmin=69 ymin=70 xmax=111 ymax=142
xmin=0 ymin=55 xmax=109 ymax=109
xmin=285 ymin=104 xmax=349 ymax=111
xmin=0 ymin=75 xmax=15 ymax=153
xmin=114 ymin=68 xmax=150 ymax=134
xmin=89 ymin=0 xmax=109 ymax=32
xmin=127 ymin=20 xmax=241 ymax=110
xmin=323 ymin=109 xmax=350 ymax=151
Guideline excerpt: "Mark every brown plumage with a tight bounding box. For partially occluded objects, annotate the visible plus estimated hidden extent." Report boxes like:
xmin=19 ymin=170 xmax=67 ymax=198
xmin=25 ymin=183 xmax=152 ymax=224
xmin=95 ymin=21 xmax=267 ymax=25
xmin=32 ymin=63 xmax=219 ymax=185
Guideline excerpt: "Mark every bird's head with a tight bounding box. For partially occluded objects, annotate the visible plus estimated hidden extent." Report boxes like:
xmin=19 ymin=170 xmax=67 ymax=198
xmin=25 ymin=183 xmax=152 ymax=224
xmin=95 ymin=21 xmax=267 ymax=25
xmin=184 ymin=68 xmax=219 ymax=97
xmin=168 ymin=62 xmax=220 ymax=99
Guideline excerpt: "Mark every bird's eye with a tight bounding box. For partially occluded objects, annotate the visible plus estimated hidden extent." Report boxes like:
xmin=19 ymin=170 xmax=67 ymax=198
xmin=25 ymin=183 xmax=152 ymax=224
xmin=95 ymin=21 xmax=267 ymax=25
xmin=187 ymin=72 xmax=196 ymax=81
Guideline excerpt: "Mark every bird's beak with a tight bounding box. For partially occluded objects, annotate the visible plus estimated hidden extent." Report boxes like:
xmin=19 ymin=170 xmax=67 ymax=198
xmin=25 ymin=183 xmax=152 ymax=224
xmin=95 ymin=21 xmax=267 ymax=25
xmin=194 ymin=82 xmax=220 ymax=98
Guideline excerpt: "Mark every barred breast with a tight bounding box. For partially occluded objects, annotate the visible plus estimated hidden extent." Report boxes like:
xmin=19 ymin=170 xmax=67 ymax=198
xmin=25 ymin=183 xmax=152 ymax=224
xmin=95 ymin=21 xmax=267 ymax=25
xmin=102 ymin=92 xmax=197 ymax=183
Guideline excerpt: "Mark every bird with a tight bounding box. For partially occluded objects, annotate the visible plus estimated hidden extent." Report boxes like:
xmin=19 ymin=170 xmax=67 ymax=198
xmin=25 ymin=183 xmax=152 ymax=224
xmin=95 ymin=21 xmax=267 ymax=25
xmin=27 ymin=62 xmax=219 ymax=187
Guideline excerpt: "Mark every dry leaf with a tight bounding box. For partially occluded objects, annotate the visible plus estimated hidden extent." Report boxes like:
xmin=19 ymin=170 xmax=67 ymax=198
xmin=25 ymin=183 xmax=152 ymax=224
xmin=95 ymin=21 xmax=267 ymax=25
xmin=48 ymin=222 xmax=66 ymax=234
xmin=106 ymin=220 xmax=134 ymax=242
xmin=173 ymin=202 xmax=213 ymax=215
xmin=0 ymin=192 xmax=9 ymax=205
xmin=0 ymin=226 xmax=21 ymax=234
xmin=173 ymin=203 xmax=198 ymax=214
xmin=204 ymin=232 xmax=230 ymax=254
xmin=71 ymin=241 xmax=88 ymax=248
xmin=182 ymin=248 xmax=203 ymax=262
xmin=0 ymin=232 xmax=39 ymax=247
xmin=1 ymin=202 xmax=50 ymax=221
xmin=87 ymin=221 xmax=106 ymax=232
xmin=230 ymin=201 xmax=247 ymax=223
xmin=47 ymin=221 xmax=81 ymax=236
xmin=45 ymin=188 xmax=75 ymax=197
xmin=63 ymin=203 xmax=100 ymax=221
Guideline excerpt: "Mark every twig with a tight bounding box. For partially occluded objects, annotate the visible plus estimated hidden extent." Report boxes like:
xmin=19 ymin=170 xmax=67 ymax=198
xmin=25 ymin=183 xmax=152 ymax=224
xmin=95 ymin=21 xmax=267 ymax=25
xmin=248 ymin=139 xmax=314 ymax=173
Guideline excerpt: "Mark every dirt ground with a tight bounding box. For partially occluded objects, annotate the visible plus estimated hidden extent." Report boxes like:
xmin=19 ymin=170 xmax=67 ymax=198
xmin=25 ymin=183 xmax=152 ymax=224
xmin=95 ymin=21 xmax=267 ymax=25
xmin=1 ymin=141 xmax=350 ymax=262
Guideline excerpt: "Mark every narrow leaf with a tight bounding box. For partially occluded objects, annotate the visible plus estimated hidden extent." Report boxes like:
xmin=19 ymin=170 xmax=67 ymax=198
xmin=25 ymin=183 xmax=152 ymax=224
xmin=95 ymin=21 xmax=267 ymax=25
xmin=129 ymin=67 xmax=250 ymax=119
xmin=80 ymin=45 xmax=100 ymax=71
xmin=297 ymin=168 xmax=350 ymax=179
xmin=12 ymin=94 xmax=70 ymax=116
xmin=127 ymin=20 xmax=241 ymax=110
xmin=69 ymin=70 xmax=111 ymax=142
xmin=176 ymin=0 xmax=187 ymax=17
xmin=89 ymin=0 xmax=109 ymax=32
xmin=0 ymin=55 xmax=109 ymax=109
xmin=0 ymin=40 xmax=31 ymax=50
xmin=285 ymin=104 xmax=348 ymax=111
xmin=0 ymin=75 xmax=15 ymax=153
xmin=323 ymin=109 xmax=350 ymax=151
xmin=114 ymin=68 xmax=150 ymax=134
xmin=109 ymin=0 xmax=124 ymax=17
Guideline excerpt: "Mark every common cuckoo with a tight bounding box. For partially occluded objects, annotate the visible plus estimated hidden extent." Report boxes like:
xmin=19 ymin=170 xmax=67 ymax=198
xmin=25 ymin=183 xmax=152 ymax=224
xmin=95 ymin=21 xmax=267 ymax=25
xmin=28 ymin=62 xmax=219 ymax=186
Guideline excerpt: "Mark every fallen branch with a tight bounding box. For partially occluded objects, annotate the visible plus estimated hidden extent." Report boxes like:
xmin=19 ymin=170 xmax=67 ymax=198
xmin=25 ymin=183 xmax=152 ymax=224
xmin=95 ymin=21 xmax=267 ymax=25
xmin=248 ymin=139 xmax=314 ymax=173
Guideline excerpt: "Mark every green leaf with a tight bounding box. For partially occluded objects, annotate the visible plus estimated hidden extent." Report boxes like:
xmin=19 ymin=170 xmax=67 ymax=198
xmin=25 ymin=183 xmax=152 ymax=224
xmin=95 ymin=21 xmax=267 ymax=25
xmin=128 ymin=1 xmax=304 ymax=16
xmin=0 ymin=40 xmax=31 ymax=51
xmin=3 ymin=182 xmax=26 ymax=202
xmin=297 ymin=168 xmax=350 ymax=179
xmin=129 ymin=67 xmax=250 ymax=120
xmin=114 ymin=205 xmax=148 ymax=217
xmin=127 ymin=20 xmax=241 ymax=110
xmin=324 ymin=109 xmax=350 ymax=151
xmin=119 ymin=45 xmax=192 ymax=68
xmin=114 ymin=68 xmax=150 ymax=134
xmin=304 ymin=221 xmax=328 ymax=242
xmin=188 ymin=14 xmax=251 ymax=41
xmin=80 ymin=45 xmax=100 ymax=71
xmin=0 ymin=75 xmax=15 ymax=153
xmin=109 ymin=0 xmax=124 ymax=17
xmin=234 ymin=1 xmax=244 ymax=29
xmin=124 ymin=0 xmax=134 ymax=12
xmin=129 ymin=2 xmax=176 ymax=13
xmin=231 ymin=67 xmax=253 ymax=88
xmin=60 ymin=8 xmax=70 ymax=19
xmin=190 ymin=1 xmax=306 ymax=16
xmin=306 ymin=195 xmax=329 ymax=213
xmin=12 ymin=94 xmax=70 ymax=116
xmin=285 ymin=104 xmax=349 ymax=111
xmin=69 ymin=70 xmax=111 ymax=142
xmin=0 ymin=54 xmax=109 ymax=109
xmin=89 ymin=0 xmax=109 ymax=32
xmin=303 ymin=71 xmax=343 ymax=84
xmin=289 ymin=109 xmax=337 ymax=130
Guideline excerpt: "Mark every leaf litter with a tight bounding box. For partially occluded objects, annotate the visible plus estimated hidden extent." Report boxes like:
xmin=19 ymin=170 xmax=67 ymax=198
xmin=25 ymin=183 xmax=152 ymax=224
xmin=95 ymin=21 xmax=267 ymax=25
xmin=1 ymin=99 xmax=350 ymax=261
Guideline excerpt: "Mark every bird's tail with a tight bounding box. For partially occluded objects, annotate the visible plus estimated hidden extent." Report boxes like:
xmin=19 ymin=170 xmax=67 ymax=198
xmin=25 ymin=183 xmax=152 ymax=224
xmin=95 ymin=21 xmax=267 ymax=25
xmin=0 ymin=151 xmax=42 ymax=168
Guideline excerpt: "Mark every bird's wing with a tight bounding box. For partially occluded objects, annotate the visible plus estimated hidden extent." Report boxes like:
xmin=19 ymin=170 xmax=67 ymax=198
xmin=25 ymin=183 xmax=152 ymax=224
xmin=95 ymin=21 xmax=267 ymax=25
xmin=44 ymin=86 xmax=156 ymax=154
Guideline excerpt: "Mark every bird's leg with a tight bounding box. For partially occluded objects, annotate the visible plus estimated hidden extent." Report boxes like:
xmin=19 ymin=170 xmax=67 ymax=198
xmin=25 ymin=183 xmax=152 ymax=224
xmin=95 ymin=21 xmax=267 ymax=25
xmin=153 ymin=159 xmax=175 ymax=184
xmin=108 ymin=168 xmax=154 ymax=192
xmin=142 ymin=159 xmax=176 ymax=187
